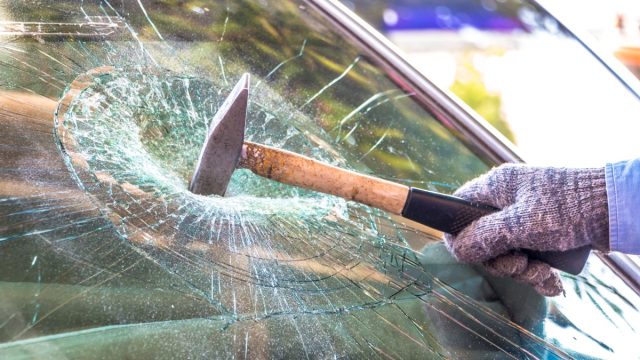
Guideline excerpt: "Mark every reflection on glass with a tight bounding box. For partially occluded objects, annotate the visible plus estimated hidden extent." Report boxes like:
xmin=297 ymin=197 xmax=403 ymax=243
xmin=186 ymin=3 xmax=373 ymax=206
xmin=349 ymin=0 xmax=640 ymax=167
xmin=0 ymin=0 xmax=638 ymax=359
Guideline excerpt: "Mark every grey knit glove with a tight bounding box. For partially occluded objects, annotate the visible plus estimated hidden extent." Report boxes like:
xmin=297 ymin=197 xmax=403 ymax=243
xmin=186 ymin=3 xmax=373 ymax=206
xmin=445 ymin=164 xmax=609 ymax=296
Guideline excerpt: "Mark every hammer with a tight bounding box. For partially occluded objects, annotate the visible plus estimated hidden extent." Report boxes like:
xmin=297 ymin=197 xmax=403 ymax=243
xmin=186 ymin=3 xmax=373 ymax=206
xmin=189 ymin=73 xmax=591 ymax=275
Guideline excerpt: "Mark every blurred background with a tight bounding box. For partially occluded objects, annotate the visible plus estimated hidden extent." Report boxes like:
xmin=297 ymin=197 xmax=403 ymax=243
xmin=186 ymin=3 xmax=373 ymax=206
xmin=339 ymin=0 xmax=640 ymax=167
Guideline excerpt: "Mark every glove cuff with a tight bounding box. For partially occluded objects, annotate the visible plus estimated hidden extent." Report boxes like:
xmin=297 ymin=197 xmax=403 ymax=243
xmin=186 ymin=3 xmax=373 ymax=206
xmin=576 ymin=167 xmax=609 ymax=252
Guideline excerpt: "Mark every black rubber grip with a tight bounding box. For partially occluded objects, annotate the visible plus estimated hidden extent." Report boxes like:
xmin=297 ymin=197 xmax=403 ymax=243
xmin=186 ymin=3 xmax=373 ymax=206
xmin=401 ymin=187 xmax=591 ymax=275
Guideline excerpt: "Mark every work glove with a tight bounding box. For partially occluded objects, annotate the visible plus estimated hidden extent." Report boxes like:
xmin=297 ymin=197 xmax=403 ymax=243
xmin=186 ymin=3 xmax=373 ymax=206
xmin=444 ymin=164 xmax=610 ymax=296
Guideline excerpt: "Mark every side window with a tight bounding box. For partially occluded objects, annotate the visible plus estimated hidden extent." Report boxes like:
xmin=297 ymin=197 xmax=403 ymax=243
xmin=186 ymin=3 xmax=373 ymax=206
xmin=0 ymin=0 xmax=637 ymax=359
xmin=346 ymin=0 xmax=640 ymax=166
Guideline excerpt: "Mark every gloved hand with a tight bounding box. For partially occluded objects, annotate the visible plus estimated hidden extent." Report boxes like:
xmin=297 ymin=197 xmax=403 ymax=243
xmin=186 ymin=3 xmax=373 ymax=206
xmin=444 ymin=164 xmax=610 ymax=296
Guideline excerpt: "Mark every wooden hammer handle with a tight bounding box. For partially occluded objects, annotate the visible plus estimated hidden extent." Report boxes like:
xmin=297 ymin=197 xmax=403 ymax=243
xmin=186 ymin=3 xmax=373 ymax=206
xmin=238 ymin=141 xmax=410 ymax=214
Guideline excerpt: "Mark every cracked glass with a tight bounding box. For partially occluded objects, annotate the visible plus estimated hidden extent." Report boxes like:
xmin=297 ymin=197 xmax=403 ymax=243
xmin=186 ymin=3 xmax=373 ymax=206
xmin=0 ymin=1 xmax=638 ymax=359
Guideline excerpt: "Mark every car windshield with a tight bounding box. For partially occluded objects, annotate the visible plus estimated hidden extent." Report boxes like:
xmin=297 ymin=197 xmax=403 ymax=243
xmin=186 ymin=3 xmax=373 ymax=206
xmin=0 ymin=0 xmax=638 ymax=359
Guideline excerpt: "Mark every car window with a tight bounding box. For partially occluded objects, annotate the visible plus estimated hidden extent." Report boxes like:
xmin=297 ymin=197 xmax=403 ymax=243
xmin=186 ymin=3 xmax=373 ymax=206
xmin=0 ymin=0 xmax=638 ymax=359
xmin=346 ymin=0 xmax=640 ymax=167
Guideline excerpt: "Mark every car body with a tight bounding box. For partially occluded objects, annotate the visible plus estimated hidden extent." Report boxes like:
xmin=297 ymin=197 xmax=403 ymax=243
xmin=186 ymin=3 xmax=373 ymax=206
xmin=0 ymin=0 xmax=638 ymax=358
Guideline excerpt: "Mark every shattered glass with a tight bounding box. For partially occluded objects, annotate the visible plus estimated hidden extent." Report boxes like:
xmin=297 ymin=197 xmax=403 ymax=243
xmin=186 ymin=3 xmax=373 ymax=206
xmin=0 ymin=0 xmax=638 ymax=358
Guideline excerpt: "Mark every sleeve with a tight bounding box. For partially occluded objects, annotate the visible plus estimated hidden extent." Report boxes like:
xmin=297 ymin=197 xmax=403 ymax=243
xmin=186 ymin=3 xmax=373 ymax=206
xmin=605 ymin=158 xmax=640 ymax=254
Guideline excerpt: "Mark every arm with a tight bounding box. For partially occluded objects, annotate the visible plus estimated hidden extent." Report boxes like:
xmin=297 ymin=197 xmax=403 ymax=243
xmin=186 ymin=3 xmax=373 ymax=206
xmin=606 ymin=158 xmax=640 ymax=254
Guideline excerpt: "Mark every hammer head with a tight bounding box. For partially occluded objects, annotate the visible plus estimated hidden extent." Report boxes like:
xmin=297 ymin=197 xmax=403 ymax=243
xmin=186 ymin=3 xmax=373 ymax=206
xmin=189 ymin=73 xmax=249 ymax=196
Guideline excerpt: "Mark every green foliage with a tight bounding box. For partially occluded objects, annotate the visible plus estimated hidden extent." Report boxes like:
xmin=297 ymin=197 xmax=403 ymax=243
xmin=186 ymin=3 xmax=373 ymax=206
xmin=450 ymin=55 xmax=516 ymax=144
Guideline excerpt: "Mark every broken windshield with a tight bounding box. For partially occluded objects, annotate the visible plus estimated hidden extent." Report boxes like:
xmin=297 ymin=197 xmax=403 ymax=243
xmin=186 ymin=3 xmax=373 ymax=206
xmin=0 ymin=0 xmax=638 ymax=359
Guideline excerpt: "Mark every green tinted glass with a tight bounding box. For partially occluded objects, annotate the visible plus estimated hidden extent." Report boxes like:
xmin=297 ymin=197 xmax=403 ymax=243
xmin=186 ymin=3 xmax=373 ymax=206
xmin=0 ymin=1 xmax=638 ymax=359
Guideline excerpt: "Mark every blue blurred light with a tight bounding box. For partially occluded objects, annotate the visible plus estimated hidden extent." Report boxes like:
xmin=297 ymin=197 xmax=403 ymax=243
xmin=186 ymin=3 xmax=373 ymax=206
xmin=382 ymin=3 xmax=525 ymax=32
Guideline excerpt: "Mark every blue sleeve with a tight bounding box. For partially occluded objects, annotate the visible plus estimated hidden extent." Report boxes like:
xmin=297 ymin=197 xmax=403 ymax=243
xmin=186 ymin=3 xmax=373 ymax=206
xmin=605 ymin=159 xmax=640 ymax=254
